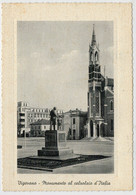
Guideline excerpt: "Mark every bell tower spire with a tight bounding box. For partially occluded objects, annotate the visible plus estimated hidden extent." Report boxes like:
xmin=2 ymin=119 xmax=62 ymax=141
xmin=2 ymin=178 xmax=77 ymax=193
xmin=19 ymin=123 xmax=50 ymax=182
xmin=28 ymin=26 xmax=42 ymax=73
xmin=87 ymin=25 xmax=102 ymax=139
xmin=89 ymin=24 xmax=99 ymax=66
xmin=91 ymin=24 xmax=96 ymax=46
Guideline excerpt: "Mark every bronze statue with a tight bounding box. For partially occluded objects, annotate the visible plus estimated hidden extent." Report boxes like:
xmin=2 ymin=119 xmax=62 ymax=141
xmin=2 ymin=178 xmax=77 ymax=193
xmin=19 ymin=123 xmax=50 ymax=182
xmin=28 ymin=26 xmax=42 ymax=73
xmin=50 ymin=107 xmax=57 ymax=130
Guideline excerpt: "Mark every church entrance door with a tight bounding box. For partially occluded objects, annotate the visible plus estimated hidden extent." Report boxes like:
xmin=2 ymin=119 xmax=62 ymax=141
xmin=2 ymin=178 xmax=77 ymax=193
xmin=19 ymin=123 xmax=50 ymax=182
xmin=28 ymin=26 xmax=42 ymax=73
xmin=97 ymin=124 xmax=99 ymax=137
xmin=100 ymin=123 xmax=105 ymax=137
xmin=90 ymin=120 xmax=93 ymax=137
xmin=73 ymin=129 xmax=76 ymax=140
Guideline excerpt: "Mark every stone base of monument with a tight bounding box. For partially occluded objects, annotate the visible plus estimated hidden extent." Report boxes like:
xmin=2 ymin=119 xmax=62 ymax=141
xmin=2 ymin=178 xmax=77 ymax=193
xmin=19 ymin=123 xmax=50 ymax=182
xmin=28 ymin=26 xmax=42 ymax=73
xmin=37 ymin=130 xmax=79 ymax=160
xmin=38 ymin=148 xmax=73 ymax=157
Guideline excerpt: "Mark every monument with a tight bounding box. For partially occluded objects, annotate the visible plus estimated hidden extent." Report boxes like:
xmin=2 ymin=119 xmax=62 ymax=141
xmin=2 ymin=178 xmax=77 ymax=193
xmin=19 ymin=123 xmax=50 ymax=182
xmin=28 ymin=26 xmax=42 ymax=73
xmin=37 ymin=107 xmax=78 ymax=159
xmin=18 ymin=107 xmax=109 ymax=171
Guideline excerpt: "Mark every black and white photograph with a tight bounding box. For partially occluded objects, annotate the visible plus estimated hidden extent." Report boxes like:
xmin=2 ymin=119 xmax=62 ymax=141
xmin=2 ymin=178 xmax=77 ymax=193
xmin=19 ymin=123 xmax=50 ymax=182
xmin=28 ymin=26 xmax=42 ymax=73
xmin=17 ymin=21 xmax=114 ymax=174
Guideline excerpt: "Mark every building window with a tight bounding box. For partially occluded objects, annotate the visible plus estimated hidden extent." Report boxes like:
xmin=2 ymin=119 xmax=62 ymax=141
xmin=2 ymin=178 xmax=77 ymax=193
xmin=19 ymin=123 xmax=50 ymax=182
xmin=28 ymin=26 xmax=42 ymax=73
xmin=20 ymin=119 xmax=25 ymax=122
xmin=111 ymin=119 xmax=114 ymax=131
xmin=90 ymin=52 xmax=93 ymax=62
xmin=95 ymin=96 xmax=99 ymax=114
xmin=91 ymin=95 xmax=93 ymax=115
xmin=19 ymin=113 xmax=25 ymax=116
xmin=87 ymin=93 xmax=89 ymax=106
xmin=95 ymin=51 xmax=98 ymax=61
xmin=43 ymin=114 xmax=45 ymax=117
xmin=44 ymin=126 xmax=46 ymax=129
xmin=110 ymin=101 xmax=113 ymax=110
xmin=73 ymin=118 xmax=75 ymax=124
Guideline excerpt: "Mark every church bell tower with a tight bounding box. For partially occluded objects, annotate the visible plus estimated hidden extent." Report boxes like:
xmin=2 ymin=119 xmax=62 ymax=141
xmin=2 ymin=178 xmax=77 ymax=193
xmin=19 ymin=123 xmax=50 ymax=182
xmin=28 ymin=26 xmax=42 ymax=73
xmin=87 ymin=24 xmax=102 ymax=138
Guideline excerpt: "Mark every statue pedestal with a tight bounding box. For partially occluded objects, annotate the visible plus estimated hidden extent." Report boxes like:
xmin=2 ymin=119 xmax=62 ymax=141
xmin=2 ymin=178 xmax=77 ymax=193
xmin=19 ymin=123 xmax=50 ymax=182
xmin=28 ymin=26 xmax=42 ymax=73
xmin=18 ymin=130 xmax=80 ymax=171
xmin=38 ymin=130 xmax=73 ymax=157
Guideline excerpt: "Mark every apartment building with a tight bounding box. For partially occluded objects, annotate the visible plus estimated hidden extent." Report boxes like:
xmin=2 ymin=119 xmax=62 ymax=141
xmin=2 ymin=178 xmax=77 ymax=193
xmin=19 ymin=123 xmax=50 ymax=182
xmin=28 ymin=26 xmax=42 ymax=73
xmin=17 ymin=101 xmax=63 ymax=136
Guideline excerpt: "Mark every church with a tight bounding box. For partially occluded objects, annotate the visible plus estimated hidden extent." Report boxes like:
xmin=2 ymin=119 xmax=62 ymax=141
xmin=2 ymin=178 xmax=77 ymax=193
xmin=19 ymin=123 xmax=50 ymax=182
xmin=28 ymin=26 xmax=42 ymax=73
xmin=62 ymin=25 xmax=114 ymax=140
xmin=87 ymin=25 xmax=114 ymax=138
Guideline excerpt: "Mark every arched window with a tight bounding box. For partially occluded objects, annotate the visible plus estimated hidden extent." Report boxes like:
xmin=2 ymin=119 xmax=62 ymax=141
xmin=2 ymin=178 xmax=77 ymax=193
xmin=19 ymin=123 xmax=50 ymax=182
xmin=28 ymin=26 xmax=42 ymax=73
xmin=110 ymin=101 xmax=113 ymax=110
xmin=90 ymin=52 xmax=93 ymax=61
xmin=95 ymin=51 xmax=98 ymax=61
xmin=95 ymin=91 xmax=99 ymax=116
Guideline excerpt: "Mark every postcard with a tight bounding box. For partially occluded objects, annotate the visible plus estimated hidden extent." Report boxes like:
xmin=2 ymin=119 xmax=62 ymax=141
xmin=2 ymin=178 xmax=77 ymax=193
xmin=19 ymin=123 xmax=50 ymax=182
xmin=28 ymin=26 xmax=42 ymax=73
xmin=2 ymin=3 xmax=132 ymax=191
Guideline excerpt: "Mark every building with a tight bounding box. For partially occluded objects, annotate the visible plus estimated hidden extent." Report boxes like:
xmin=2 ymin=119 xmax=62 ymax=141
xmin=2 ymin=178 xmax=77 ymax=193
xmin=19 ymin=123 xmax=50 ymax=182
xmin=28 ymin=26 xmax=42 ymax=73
xmin=87 ymin=25 xmax=114 ymax=138
xmin=30 ymin=119 xmax=50 ymax=137
xmin=17 ymin=101 xmax=63 ymax=136
xmin=62 ymin=109 xmax=87 ymax=140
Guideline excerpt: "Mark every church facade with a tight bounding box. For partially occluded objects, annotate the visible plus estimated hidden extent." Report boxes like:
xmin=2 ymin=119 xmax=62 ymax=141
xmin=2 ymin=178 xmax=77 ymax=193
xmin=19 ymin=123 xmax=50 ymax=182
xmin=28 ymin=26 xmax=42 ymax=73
xmin=87 ymin=25 xmax=114 ymax=138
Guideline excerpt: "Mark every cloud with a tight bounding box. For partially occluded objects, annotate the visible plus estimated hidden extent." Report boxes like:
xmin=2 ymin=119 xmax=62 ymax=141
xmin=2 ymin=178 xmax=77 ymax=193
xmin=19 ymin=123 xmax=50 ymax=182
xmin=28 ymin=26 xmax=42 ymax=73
xmin=59 ymin=50 xmax=79 ymax=61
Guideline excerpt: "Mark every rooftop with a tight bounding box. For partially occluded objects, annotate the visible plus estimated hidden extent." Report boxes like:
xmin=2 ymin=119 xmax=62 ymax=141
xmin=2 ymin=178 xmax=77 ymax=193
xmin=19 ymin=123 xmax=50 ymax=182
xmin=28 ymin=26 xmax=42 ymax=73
xmin=30 ymin=119 xmax=50 ymax=125
xmin=64 ymin=109 xmax=87 ymax=117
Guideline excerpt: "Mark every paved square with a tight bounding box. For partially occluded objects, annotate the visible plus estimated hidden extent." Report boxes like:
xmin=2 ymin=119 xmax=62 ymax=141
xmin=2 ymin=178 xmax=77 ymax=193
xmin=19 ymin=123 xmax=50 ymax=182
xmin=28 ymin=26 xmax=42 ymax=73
xmin=17 ymin=137 xmax=114 ymax=174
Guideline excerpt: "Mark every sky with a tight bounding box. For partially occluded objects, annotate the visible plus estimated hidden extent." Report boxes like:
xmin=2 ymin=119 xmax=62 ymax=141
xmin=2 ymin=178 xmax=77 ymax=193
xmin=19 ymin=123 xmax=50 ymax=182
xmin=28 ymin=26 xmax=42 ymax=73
xmin=17 ymin=21 xmax=113 ymax=112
